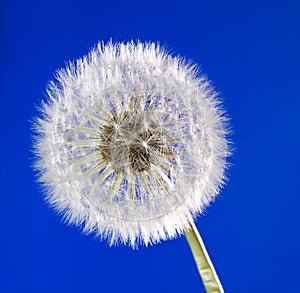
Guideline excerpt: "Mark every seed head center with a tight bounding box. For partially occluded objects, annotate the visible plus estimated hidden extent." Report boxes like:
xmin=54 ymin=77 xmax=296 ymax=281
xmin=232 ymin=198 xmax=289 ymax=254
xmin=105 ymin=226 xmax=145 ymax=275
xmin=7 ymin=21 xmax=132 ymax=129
xmin=99 ymin=111 xmax=163 ymax=174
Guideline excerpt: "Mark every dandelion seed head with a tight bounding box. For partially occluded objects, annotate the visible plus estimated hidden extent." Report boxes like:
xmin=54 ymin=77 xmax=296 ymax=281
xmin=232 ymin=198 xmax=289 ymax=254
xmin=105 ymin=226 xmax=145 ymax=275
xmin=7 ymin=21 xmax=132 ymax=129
xmin=33 ymin=41 xmax=230 ymax=247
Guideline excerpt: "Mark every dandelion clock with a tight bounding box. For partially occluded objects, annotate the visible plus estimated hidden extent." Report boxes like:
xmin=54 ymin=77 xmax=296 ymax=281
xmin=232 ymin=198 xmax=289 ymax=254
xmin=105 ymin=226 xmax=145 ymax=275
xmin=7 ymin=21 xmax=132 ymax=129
xmin=33 ymin=41 xmax=230 ymax=292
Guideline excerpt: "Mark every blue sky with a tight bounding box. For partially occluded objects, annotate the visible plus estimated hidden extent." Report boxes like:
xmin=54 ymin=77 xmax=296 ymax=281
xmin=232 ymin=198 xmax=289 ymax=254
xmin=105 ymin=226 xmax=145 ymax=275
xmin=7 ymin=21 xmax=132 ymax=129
xmin=1 ymin=0 xmax=299 ymax=292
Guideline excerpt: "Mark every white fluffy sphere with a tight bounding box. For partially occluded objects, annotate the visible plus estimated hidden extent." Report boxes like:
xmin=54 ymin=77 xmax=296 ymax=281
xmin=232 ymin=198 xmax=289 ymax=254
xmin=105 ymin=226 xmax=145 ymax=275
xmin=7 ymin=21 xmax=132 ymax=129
xmin=33 ymin=41 xmax=229 ymax=247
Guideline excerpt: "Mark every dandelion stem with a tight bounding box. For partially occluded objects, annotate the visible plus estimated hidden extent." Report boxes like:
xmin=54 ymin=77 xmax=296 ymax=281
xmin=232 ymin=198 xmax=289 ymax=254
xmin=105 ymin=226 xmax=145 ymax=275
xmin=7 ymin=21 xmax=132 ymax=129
xmin=184 ymin=221 xmax=224 ymax=293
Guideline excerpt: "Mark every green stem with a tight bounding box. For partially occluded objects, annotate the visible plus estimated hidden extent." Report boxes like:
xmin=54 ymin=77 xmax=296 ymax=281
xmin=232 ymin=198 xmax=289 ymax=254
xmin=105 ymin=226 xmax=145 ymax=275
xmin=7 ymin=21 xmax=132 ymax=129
xmin=184 ymin=221 xmax=224 ymax=293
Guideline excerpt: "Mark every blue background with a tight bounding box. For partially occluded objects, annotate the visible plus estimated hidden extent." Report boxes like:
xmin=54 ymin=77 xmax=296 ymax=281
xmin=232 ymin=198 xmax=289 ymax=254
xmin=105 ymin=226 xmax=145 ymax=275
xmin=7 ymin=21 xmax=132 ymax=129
xmin=1 ymin=0 xmax=299 ymax=292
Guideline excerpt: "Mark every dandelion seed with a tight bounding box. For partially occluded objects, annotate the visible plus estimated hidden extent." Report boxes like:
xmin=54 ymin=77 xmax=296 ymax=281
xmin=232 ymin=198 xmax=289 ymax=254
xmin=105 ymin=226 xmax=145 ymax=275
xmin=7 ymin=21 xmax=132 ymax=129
xmin=33 ymin=41 xmax=229 ymax=248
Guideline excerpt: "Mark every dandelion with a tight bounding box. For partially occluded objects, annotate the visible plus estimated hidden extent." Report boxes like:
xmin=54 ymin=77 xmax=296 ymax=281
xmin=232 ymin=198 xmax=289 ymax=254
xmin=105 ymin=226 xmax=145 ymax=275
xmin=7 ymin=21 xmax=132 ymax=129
xmin=33 ymin=41 xmax=229 ymax=292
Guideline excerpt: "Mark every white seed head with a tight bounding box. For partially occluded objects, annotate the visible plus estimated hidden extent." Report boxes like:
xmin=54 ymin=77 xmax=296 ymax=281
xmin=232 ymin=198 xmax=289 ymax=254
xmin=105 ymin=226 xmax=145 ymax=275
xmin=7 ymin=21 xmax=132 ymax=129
xmin=33 ymin=41 xmax=230 ymax=248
